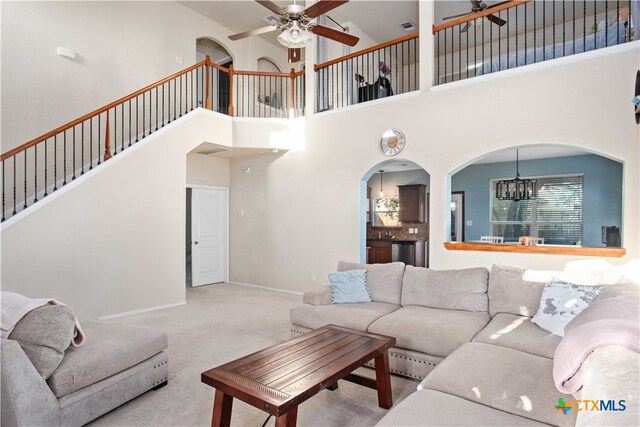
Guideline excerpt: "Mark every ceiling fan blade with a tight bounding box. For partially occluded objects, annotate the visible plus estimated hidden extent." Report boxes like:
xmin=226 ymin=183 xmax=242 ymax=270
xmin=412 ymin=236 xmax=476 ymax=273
xmin=229 ymin=25 xmax=278 ymax=41
xmin=310 ymin=24 xmax=359 ymax=46
xmin=442 ymin=11 xmax=473 ymax=20
xmin=460 ymin=22 xmax=471 ymax=32
xmin=486 ymin=14 xmax=507 ymax=26
xmin=255 ymin=0 xmax=286 ymax=16
xmin=303 ymin=0 xmax=349 ymax=19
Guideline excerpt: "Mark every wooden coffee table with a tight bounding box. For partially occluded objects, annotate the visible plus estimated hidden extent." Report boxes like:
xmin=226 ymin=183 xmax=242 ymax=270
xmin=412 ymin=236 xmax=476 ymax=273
xmin=201 ymin=324 xmax=396 ymax=427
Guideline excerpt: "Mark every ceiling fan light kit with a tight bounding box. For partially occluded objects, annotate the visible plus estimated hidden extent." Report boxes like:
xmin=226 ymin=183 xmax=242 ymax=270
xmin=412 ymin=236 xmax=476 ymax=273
xmin=277 ymin=21 xmax=313 ymax=48
xmin=229 ymin=0 xmax=359 ymax=51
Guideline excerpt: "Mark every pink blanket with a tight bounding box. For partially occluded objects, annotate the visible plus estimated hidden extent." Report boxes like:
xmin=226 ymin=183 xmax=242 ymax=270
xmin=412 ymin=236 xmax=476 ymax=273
xmin=553 ymin=298 xmax=639 ymax=393
xmin=0 ymin=291 xmax=85 ymax=347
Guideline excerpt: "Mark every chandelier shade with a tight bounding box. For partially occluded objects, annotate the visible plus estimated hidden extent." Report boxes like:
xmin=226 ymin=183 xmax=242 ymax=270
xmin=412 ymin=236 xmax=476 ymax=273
xmin=495 ymin=150 xmax=538 ymax=202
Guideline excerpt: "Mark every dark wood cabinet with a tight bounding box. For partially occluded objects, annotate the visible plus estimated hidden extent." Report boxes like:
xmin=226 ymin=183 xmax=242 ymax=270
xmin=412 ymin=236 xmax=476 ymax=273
xmin=366 ymin=240 xmax=392 ymax=264
xmin=398 ymin=184 xmax=426 ymax=223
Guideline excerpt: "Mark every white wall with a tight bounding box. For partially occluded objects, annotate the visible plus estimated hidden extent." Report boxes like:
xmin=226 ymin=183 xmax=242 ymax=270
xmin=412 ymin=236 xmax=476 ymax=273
xmin=1 ymin=110 xmax=232 ymax=320
xmin=186 ymin=154 xmax=230 ymax=187
xmin=0 ymin=1 xmax=287 ymax=153
xmin=228 ymin=45 xmax=639 ymax=292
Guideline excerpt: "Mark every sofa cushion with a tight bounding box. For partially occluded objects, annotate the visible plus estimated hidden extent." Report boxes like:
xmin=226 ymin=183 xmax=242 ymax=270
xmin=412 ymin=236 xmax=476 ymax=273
xmin=47 ymin=320 xmax=168 ymax=398
xmin=472 ymin=313 xmax=561 ymax=358
xmin=420 ymin=342 xmax=576 ymax=426
xmin=8 ymin=305 xmax=75 ymax=379
xmin=376 ymin=389 xmax=544 ymax=426
xmin=401 ymin=265 xmax=488 ymax=312
xmin=337 ymin=261 xmax=405 ymax=305
xmin=489 ymin=264 xmax=545 ymax=317
xmin=290 ymin=302 xmax=399 ymax=332
xmin=597 ymin=282 xmax=640 ymax=301
xmin=575 ymin=346 xmax=640 ymax=426
xmin=367 ymin=306 xmax=490 ymax=358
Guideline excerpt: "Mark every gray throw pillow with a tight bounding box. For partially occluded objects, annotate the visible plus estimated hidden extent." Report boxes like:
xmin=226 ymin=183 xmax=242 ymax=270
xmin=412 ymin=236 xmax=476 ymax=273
xmin=8 ymin=304 xmax=75 ymax=379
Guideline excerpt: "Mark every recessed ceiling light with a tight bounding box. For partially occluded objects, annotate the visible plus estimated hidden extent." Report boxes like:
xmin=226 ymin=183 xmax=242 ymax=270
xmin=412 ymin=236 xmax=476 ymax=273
xmin=399 ymin=21 xmax=415 ymax=32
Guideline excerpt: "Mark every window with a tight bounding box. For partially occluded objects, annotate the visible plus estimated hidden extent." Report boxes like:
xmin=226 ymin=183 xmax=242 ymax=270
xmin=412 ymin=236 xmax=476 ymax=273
xmin=491 ymin=175 xmax=583 ymax=244
xmin=372 ymin=196 xmax=399 ymax=227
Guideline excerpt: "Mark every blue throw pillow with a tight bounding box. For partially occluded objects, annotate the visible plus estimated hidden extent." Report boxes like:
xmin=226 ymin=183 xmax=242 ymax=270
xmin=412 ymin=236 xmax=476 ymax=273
xmin=328 ymin=269 xmax=372 ymax=304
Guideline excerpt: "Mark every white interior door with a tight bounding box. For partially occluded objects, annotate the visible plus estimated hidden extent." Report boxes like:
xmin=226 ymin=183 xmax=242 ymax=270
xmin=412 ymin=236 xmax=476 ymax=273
xmin=191 ymin=188 xmax=227 ymax=286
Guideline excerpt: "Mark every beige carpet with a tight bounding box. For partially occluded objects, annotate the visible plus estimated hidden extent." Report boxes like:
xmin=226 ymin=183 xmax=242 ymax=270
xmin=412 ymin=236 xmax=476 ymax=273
xmin=88 ymin=283 xmax=419 ymax=427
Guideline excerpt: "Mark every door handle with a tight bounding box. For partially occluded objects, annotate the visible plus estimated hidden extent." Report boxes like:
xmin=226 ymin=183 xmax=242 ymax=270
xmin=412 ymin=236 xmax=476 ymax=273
xmin=194 ymin=241 xmax=199 ymax=245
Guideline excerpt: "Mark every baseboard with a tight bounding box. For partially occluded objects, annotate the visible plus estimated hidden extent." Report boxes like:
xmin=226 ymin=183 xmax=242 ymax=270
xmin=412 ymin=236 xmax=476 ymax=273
xmin=98 ymin=301 xmax=187 ymax=320
xmin=229 ymin=281 xmax=303 ymax=296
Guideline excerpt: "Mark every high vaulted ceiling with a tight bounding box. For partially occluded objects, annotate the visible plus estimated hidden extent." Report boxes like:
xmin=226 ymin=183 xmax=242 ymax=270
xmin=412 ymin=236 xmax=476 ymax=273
xmin=181 ymin=0 xmax=420 ymax=49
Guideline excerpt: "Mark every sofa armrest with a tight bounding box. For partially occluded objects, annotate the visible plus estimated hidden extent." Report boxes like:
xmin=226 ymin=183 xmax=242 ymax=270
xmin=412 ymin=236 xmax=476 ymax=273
xmin=303 ymin=285 xmax=332 ymax=306
xmin=1 ymin=339 xmax=59 ymax=426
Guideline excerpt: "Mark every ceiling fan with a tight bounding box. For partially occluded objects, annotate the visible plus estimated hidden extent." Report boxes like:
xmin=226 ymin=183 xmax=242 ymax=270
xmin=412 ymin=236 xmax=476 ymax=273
xmin=229 ymin=0 xmax=359 ymax=61
xmin=442 ymin=0 xmax=509 ymax=32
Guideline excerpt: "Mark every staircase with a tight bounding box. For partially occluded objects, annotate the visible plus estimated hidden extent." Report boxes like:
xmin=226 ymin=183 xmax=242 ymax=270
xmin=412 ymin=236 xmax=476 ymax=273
xmin=1 ymin=57 xmax=305 ymax=222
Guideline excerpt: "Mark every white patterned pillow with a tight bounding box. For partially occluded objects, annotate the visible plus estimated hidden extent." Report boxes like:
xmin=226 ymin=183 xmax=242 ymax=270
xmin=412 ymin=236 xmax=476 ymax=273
xmin=532 ymin=278 xmax=602 ymax=337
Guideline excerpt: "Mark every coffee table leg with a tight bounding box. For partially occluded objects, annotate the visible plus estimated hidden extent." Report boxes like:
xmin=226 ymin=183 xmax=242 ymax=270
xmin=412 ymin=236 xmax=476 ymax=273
xmin=327 ymin=382 xmax=339 ymax=390
xmin=211 ymin=389 xmax=233 ymax=427
xmin=275 ymin=406 xmax=298 ymax=427
xmin=374 ymin=351 xmax=393 ymax=409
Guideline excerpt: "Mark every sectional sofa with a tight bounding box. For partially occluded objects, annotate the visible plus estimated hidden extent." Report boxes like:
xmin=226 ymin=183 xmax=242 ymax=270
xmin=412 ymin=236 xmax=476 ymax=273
xmin=290 ymin=261 xmax=639 ymax=426
xmin=1 ymin=317 xmax=168 ymax=426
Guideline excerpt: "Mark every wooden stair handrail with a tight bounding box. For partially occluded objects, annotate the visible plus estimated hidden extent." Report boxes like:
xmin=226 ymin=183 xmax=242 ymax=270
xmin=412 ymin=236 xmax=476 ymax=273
xmin=432 ymin=0 xmax=529 ymax=34
xmin=2 ymin=57 xmax=306 ymax=162
xmin=314 ymin=33 xmax=419 ymax=72
xmin=233 ymin=69 xmax=293 ymax=78
xmin=1 ymin=57 xmax=218 ymax=161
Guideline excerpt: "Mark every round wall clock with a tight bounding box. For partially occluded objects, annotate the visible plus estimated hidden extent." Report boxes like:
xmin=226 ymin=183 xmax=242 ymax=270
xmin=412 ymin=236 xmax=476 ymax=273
xmin=380 ymin=128 xmax=406 ymax=156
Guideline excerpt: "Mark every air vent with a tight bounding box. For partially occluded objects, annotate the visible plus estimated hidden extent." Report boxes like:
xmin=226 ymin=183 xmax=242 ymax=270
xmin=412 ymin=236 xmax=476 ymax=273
xmin=399 ymin=21 xmax=416 ymax=32
xmin=263 ymin=14 xmax=281 ymax=26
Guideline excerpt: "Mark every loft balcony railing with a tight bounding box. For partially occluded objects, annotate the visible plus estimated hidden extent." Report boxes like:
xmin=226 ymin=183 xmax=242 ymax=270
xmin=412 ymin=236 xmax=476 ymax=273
xmin=0 ymin=57 xmax=306 ymax=222
xmin=230 ymin=67 xmax=306 ymax=118
xmin=314 ymin=33 xmax=419 ymax=112
xmin=433 ymin=0 xmax=634 ymax=85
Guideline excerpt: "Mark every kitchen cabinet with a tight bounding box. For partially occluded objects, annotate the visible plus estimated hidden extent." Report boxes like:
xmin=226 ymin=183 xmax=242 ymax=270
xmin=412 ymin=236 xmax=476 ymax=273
xmin=398 ymin=184 xmax=426 ymax=223
xmin=366 ymin=240 xmax=425 ymax=267
xmin=366 ymin=240 xmax=392 ymax=264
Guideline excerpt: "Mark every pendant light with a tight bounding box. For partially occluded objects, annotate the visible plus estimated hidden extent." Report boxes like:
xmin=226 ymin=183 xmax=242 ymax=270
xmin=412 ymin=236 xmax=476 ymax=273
xmin=495 ymin=150 xmax=538 ymax=202
xmin=379 ymin=170 xmax=384 ymax=198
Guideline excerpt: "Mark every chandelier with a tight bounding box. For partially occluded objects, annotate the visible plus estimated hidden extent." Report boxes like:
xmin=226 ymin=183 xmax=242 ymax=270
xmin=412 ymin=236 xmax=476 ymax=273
xmin=495 ymin=150 xmax=537 ymax=202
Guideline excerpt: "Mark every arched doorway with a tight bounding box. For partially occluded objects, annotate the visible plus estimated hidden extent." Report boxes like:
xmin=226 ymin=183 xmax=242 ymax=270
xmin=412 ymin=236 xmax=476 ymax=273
xmin=361 ymin=159 xmax=431 ymax=266
xmin=196 ymin=38 xmax=233 ymax=114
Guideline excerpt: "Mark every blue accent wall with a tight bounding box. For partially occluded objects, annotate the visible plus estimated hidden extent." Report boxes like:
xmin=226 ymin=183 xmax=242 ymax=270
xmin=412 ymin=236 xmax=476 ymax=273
xmin=451 ymin=154 xmax=622 ymax=246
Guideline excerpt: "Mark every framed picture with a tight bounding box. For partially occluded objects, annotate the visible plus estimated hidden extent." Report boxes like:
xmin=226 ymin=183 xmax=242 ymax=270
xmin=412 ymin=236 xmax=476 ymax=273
xmin=450 ymin=192 xmax=465 ymax=242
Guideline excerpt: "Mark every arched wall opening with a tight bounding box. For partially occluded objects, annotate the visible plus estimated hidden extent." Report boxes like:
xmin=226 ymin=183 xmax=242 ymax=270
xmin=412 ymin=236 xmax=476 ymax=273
xmin=361 ymin=159 xmax=431 ymax=266
xmin=257 ymin=57 xmax=282 ymax=73
xmin=196 ymin=37 xmax=233 ymax=114
xmin=446 ymin=144 xmax=624 ymax=248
